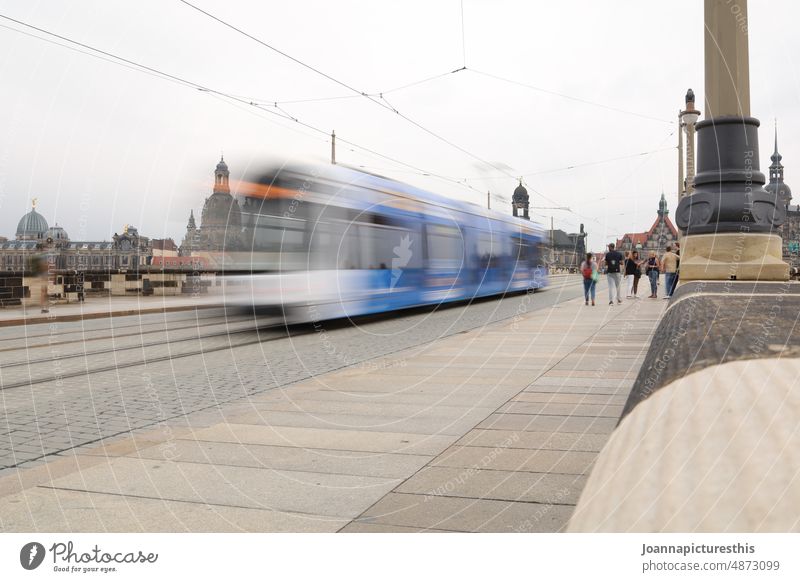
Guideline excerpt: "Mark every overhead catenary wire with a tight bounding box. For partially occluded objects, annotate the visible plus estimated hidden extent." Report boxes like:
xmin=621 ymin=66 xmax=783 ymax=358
xmin=176 ymin=0 xmax=675 ymax=232
xmin=469 ymin=69 xmax=675 ymax=124
xmin=1 ymin=9 xmax=673 ymax=236
xmin=177 ymin=0 xmax=523 ymax=181
xmin=463 ymin=145 xmax=677 ymax=180
xmin=0 ymin=13 xmax=486 ymax=200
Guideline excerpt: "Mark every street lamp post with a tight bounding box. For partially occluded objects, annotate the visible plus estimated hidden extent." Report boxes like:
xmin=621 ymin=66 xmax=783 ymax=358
xmin=675 ymin=0 xmax=788 ymax=281
xmin=680 ymin=89 xmax=700 ymax=198
xmin=678 ymin=112 xmax=685 ymax=198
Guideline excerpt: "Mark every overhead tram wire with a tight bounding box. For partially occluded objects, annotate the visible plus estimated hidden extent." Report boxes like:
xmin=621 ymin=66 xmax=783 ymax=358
xmin=463 ymin=145 xmax=677 ymax=180
xmin=469 ymin=69 xmax=675 ymax=125
xmin=177 ymin=0 xmax=524 ymax=182
xmin=225 ymin=67 xmax=467 ymax=107
xmin=177 ymin=0 xmax=674 ymax=221
xmin=0 ymin=13 xmax=486 ymax=200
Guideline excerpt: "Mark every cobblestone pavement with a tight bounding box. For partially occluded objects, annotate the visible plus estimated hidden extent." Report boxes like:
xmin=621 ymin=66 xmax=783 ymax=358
xmin=0 ymin=278 xmax=584 ymax=472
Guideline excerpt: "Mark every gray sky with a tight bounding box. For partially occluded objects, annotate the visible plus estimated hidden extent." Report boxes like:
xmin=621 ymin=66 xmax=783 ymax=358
xmin=0 ymin=0 xmax=798 ymax=251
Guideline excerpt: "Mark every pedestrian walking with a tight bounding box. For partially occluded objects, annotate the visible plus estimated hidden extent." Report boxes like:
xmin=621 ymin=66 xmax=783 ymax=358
xmin=661 ymin=245 xmax=679 ymax=299
xmin=602 ymin=243 xmax=624 ymax=305
xmin=674 ymin=241 xmax=681 ymax=288
xmin=580 ymin=252 xmax=598 ymax=306
xmin=624 ymin=251 xmax=637 ymax=298
xmin=645 ymin=251 xmax=660 ymax=298
xmin=631 ymin=250 xmax=643 ymax=298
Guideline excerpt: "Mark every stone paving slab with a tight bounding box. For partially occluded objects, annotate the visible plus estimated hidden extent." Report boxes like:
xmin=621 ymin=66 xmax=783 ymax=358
xmin=43 ymin=456 xmax=399 ymax=519
xmin=226 ymin=410 xmax=490 ymax=437
xmin=188 ymin=423 xmax=457 ymax=456
xmin=495 ymin=401 xmax=624 ymax=417
xmin=86 ymin=440 xmax=432 ymax=480
xmin=430 ymin=445 xmax=596 ymax=475
xmin=243 ymin=397 xmax=499 ymax=418
xmin=0 ymin=487 xmax=346 ymax=532
xmin=347 ymin=296 xmax=664 ymax=532
xmin=394 ymin=466 xmax=586 ymax=505
xmin=454 ymin=429 xmax=610 ymax=453
xmin=510 ymin=392 xmax=628 ymax=405
xmin=0 ymin=284 xmax=665 ymax=532
xmin=476 ymin=413 xmax=618 ymax=434
xmin=354 ymin=492 xmax=574 ymax=533
xmin=339 ymin=522 xmax=454 ymax=533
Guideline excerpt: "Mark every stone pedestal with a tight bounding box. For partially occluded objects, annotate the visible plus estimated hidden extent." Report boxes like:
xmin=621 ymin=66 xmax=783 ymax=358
xmin=679 ymin=232 xmax=788 ymax=280
xmin=676 ymin=116 xmax=788 ymax=281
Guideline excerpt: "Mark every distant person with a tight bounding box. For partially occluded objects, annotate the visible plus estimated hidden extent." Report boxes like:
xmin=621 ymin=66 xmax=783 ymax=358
xmin=602 ymin=243 xmax=623 ymax=305
xmin=624 ymin=250 xmax=637 ymax=299
xmin=645 ymin=251 xmax=660 ymax=298
xmin=580 ymin=252 xmax=598 ymax=306
xmin=631 ymin=250 xmax=643 ymax=298
xmin=661 ymin=245 xmax=679 ymax=299
xmin=674 ymin=241 xmax=681 ymax=288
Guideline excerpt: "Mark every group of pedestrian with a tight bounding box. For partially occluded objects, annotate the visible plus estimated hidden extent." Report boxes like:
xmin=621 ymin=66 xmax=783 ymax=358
xmin=579 ymin=242 xmax=680 ymax=306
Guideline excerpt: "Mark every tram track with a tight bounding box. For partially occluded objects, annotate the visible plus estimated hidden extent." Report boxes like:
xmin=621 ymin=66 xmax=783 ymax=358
xmin=0 ymin=323 xmax=299 ymax=391
xmin=0 ymin=312 xmax=245 ymax=349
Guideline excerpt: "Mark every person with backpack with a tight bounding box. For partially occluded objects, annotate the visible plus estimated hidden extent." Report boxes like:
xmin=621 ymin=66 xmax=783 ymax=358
xmin=602 ymin=243 xmax=624 ymax=305
xmin=580 ymin=252 xmax=598 ymax=306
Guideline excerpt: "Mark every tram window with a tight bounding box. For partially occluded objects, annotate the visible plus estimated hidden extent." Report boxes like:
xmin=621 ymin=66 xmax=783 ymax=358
xmin=512 ymin=236 xmax=530 ymax=265
xmin=359 ymin=225 xmax=399 ymax=270
xmin=476 ymin=231 xmax=494 ymax=269
xmin=426 ymin=225 xmax=464 ymax=269
xmin=338 ymin=227 xmax=361 ymax=269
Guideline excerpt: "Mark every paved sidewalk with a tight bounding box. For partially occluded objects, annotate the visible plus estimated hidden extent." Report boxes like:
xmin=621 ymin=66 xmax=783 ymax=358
xmin=0 ymin=287 xmax=665 ymax=532
xmin=0 ymin=294 xmax=223 ymax=327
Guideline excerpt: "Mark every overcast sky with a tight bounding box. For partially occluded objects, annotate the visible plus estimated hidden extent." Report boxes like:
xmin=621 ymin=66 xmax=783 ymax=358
xmin=1 ymin=0 xmax=798 ymax=251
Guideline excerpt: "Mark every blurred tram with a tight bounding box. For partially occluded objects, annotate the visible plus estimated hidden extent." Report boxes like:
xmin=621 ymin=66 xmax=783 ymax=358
xmin=224 ymin=164 xmax=549 ymax=322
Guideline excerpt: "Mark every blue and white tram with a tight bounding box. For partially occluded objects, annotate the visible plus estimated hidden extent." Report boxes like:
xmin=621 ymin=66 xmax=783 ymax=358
xmin=224 ymin=164 xmax=548 ymax=322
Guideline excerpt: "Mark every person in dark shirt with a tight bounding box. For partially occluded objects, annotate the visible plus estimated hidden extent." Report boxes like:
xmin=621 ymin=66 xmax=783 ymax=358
xmin=624 ymin=251 xmax=637 ymax=298
xmin=631 ymin=250 xmax=643 ymax=298
xmin=602 ymin=243 xmax=624 ymax=305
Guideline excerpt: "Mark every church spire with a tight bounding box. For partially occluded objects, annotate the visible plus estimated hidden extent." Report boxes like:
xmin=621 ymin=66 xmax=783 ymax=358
xmin=187 ymin=209 xmax=196 ymax=230
xmin=213 ymin=155 xmax=230 ymax=195
xmin=658 ymin=191 xmax=668 ymax=216
xmin=770 ymin=120 xmax=784 ymax=180
xmin=765 ymin=120 xmax=791 ymax=209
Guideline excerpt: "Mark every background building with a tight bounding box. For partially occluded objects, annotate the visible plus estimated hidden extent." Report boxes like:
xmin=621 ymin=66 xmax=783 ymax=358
xmin=549 ymin=225 xmax=587 ymax=271
xmin=767 ymin=127 xmax=799 ymax=268
xmin=0 ymin=203 xmax=151 ymax=273
xmin=181 ymin=157 xmax=243 ymax=256
xmin=616 ymin=193 xmax=678 ymax=254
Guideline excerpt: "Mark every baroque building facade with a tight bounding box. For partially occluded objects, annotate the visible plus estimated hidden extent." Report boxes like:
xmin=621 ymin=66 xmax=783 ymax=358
xmin=0 ymin=202 xmax=150 ymax=272
xmin=180 ymin=157 xmax=243 ymax=255
xmin=615 ymin=193 xmax=678 ymax=253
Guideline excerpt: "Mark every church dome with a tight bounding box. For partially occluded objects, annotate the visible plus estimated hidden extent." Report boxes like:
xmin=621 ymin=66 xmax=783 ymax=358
xmin=201 ymin=193 xmax=241 ymax=228
xmin=512 ymin=182 xmax=529 ymax=203
xmin=45 ymin=224 xmax=69 ymax=242
xmin=216 ymin=157 xmax=229 ymax=173
xmin=16 ymin=208 xmax=49 ymax=240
